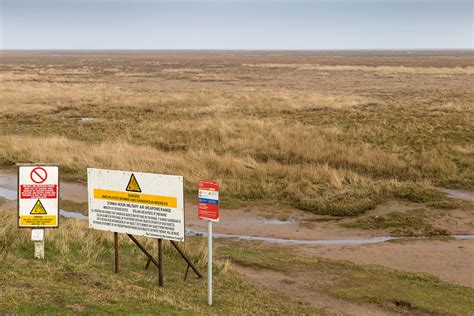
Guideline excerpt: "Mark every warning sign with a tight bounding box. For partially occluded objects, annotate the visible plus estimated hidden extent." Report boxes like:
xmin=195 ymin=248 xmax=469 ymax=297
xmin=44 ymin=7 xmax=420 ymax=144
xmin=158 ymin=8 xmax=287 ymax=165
xmin=18 ymin=165 xmax=59 ymax=228
xmin=88 ymin=168 xmax=185 ymax=241
xmin=198 ymin=180 xmax=219 ymax=222
xmin=126 ymin=173 xmax=142 ymax=192
xmin=30 ymin=167 xmax=48 ymax=184
xmin=30 ymin=200 xmax=47 ymax=214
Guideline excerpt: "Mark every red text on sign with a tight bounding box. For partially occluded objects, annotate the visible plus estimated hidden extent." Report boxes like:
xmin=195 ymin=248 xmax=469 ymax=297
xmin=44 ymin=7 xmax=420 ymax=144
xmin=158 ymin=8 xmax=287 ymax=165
xmin=20 ymin=184 xmax=58 ymax=199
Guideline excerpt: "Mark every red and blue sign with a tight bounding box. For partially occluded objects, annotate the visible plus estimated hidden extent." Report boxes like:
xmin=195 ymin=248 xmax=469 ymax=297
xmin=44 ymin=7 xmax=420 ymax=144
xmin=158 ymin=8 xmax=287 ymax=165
xmin=198 ymin=180 xmax=219 ymax=222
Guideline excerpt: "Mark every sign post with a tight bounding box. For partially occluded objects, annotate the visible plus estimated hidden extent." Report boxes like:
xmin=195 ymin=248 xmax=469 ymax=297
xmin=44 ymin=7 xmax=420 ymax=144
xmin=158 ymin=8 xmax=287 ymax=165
xmin=88 ymin=168 xmax=201 ymax=286
xmin=31 ymin=228 xmax=45 ymax=259
xmin=18 ymin=164 xmax=59 ymax=260
xmin=208 ymin=220 xmax=212 ymax=305
xmin=198 ymin=180 xmax=219 ymax=306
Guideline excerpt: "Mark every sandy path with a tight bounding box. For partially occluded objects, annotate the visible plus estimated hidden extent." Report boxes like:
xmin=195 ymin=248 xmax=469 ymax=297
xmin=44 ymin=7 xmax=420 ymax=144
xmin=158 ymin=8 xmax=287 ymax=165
xmin=235 ymin=265 xmax=398 ymax=316
xmin=299 ymin=239 xmax=474 ymax=287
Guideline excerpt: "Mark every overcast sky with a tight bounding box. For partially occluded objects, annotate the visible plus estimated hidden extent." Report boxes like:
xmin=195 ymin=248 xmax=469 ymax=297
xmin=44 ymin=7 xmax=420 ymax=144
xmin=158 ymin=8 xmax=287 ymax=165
xmin=0 ymin=0 xmax=472 ymax=50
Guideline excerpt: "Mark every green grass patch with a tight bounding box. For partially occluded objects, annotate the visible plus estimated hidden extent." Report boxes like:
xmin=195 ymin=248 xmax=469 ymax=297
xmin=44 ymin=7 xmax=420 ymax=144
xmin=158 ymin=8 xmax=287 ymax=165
xmin=0 ymin=211 xmax=317 ymax=315
xmin=297 ymin=196 xmax=379 ymax=216
xmin=59 ymin=199 xmax=88 ymax=215
xmin=426 ymin=199 xmax=463 ymax=210
xmin=392 ymin=184 xmax=445 ymax=203
xmin=342 ymin=210 xmax=448 ymax=236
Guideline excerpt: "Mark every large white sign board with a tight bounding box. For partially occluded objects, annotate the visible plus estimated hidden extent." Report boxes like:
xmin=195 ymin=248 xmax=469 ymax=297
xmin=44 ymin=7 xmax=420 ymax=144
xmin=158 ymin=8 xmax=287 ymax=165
xmin=18 ymin=165 xmax=59 ymax=228
xmin=87 ymin=168 xmax=185 ymax=241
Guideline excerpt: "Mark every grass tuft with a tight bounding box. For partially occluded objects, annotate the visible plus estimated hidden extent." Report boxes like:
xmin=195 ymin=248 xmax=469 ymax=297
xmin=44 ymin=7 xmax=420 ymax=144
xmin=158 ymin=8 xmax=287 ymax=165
xmin=342 ymin=210 xmax=449 ymax=236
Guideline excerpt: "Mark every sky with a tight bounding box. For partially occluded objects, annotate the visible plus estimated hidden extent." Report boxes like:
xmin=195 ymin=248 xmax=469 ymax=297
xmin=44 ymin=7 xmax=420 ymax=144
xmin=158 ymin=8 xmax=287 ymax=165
xmin=0 ymin=0 xmax=472 ymax=50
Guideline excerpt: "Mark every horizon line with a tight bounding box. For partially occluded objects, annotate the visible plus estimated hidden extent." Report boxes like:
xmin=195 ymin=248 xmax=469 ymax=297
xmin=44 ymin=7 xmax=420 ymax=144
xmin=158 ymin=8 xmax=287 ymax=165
xmin=1 ymin=48 xmax=473 ymax=52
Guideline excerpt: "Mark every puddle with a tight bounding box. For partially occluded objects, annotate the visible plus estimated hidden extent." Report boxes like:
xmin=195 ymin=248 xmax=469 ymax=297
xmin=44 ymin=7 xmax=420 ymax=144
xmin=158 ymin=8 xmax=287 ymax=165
xmin=263 ymin=219 xmax=296 ymax=225
xmin=451 ymin=234 xmax=474 ymax=239
xmin=60 ymin=209 xmax=88 ymax=221
xmin=0 ymin=187 xmax=17 ymax=200
xmin=187 ymin=229 xmax=474 ymax=245
xmin=186 ymin=228 xmax=399 ymax=245
xmin=0 ymin=171 xmax=17 ymax=200
xmin=438 ymin=188 xmax=474 ymax=203
xmin=21 ymin=208 xmax=474 ymax=245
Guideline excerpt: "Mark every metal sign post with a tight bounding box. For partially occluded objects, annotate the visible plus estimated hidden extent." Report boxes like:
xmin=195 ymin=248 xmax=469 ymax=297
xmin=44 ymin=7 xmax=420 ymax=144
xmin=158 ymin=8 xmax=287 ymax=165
xmin=208 ymin=220 xmax=213 ymax=305
xmin=198 ymin=180 xmax=219 ymax=306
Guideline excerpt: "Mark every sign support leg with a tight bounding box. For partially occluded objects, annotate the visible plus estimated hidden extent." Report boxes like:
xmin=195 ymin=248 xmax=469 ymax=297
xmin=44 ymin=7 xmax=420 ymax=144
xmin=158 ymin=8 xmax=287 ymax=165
xmin=127 ymin=234 xmax=160 ymax=269
xmin=34 ymin=229 xmax=45 ymax=259
xmin=158 ymin=238 xmax=163 ymax=287
xmin=169 ymin=241 xmax=202 ymax=278
xmin=114 ymin=232 xmax=119 ymax=273
xmin=208 ymin=221 xmax=213 ymax=306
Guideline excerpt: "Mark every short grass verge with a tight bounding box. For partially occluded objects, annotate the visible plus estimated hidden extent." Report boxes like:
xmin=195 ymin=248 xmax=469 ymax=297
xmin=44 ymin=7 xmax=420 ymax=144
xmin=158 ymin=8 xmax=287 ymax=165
xmin=0 ymin=211 xmax=316 ymax=314
xmin=217 ymin=241 xmax=474 ymax=315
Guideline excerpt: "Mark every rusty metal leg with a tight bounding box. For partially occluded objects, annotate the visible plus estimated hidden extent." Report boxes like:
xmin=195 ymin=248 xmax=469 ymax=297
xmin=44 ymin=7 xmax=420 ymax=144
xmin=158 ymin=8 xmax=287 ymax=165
xmin=170 ymin=240 xmax=202 ymax=278
xmin=127 ymin=234 xmax=160 ymax=269
xmin=114 ymin=232 xmax=119 ymax=273
xmin=158 ymin=238 xmax=163 ymax=287
xmin=184 ymin=264 xmax=190 ymax=281
xmin=145 ymin=256 xmax=151 ymax=270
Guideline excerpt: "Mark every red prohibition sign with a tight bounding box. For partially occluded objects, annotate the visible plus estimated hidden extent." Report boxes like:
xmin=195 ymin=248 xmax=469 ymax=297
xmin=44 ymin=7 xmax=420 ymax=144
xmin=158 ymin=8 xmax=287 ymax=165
xmin=30 ymin=167 xmax=48 ymax=184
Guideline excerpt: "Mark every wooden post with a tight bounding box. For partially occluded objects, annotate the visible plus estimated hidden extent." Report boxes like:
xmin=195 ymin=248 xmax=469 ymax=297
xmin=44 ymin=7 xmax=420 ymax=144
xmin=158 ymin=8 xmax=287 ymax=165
xmin=114 ymin=232 xmax=119 ymax=273
xmin=158 ymin=238 xmax=163 ymax=287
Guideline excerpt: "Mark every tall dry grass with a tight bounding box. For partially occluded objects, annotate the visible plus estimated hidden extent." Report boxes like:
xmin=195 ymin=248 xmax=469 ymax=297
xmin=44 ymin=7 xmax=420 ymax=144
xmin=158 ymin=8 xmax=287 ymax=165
xmin=243 ymin=63 xmax=474 ymax=75
xmin=1 ymin=54 xmax=472 ymax=215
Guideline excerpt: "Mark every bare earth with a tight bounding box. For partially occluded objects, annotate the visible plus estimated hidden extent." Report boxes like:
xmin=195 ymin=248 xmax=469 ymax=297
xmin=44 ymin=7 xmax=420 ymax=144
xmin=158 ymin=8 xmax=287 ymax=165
xmin=300 ymin=239 xmax=474 ymax=287
xmin=235 ymin=265 xmax=398 ymax=316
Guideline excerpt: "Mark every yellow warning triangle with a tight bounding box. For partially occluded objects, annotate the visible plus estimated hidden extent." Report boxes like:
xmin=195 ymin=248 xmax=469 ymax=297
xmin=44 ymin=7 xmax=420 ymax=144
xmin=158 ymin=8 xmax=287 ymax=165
xmin=30 ymin=200 xmax=47 ymax=214
xmin=126 ymin=173 xmax=142 ymax=192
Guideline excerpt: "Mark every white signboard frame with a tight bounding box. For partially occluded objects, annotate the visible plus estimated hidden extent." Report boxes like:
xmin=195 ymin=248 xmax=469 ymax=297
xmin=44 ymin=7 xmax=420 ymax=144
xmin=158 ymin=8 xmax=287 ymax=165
xmin=87 ymin=168 xmax=185 ymax=241
xmin=18 ymin=164 xmax=59 ymax=228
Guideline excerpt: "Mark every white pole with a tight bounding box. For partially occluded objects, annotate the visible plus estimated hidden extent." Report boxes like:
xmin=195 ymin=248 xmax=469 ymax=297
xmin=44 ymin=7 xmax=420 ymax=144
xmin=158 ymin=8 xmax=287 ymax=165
xmin=208 ymin=220 xmax=213 ymax=306
xmin=33 ymin=229 xmax=45 ymax=259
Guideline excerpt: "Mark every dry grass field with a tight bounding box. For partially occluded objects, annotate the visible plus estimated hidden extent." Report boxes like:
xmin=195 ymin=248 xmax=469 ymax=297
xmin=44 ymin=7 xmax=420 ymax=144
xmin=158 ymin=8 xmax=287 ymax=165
xmin=0 ymin=51 xmax=473 ymax=315
xmin=0 ymin=51 xmax=473 ymax=215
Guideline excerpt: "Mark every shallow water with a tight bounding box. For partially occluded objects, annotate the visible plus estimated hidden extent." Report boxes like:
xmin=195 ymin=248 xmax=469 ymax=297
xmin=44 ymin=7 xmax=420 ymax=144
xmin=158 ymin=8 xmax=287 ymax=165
xmin=0 ymin=170 xmax=17 ymax=200
xmin=0 ymin=187 xmax=16 ymax=200
xmin=41 ymin=209 xmax=474 ymax=245
xmin=439 ymin=188 xmax=474 ymax=203
xmin=263 ymin=219 xmax=296 ymax=225
xmin=60 ymin=209 xmax=88 ymax=221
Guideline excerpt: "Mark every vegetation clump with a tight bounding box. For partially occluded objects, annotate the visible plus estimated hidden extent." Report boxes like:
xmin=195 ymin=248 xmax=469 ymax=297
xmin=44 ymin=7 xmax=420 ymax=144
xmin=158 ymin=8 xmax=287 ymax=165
xmin=342 ymin=210 xmax=448 ymax=236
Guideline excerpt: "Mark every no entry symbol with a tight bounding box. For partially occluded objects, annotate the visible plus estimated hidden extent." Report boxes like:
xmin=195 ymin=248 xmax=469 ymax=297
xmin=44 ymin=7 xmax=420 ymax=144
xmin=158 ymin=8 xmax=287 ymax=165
xmin=30 ymin=167 xmax=48 ymax=184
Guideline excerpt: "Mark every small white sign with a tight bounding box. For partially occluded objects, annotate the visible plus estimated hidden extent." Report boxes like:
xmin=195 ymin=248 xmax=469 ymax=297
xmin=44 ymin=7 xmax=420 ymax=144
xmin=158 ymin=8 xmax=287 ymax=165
xmin=87 ymin=168 xmax=185 ymax=241
xmin=31 ymin=229 xmax=44 ymax=241
xmin=18 ymin=165 xmax=59 ymax=228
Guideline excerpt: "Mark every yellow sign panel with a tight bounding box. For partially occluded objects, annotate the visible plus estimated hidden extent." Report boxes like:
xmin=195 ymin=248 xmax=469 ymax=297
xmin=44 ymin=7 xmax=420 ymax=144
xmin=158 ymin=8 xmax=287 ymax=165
xmin=30 ymin=199 xmax=47 ymax=214
xmin=20 ymin=216 xmax=57 ymax=226
xmin=126 ymin=173 xmax=142 ymax=193
xmin=93 ymin=189 xmax=177 ymax=208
